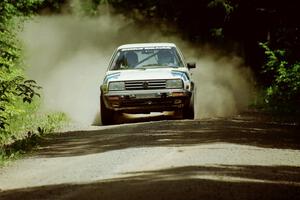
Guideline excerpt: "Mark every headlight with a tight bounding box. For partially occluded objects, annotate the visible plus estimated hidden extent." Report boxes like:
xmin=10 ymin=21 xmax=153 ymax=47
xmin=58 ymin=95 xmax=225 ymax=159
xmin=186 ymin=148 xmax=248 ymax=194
xmin=166 ymin=79 xmax=183 ymax=89
xmin=108 ymin=81 xmax=125 ymax=91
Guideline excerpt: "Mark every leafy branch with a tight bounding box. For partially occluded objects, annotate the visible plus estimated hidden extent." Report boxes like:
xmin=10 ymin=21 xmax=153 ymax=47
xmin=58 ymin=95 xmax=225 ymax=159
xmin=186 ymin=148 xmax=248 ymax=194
xmin=260 ymin=42 xmax=300 ymax=112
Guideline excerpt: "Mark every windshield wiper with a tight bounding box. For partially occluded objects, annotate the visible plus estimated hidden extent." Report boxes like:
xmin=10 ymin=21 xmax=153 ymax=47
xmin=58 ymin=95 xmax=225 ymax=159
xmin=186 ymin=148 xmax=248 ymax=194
xmin=133 ymin=64 xmax=155 ymax=69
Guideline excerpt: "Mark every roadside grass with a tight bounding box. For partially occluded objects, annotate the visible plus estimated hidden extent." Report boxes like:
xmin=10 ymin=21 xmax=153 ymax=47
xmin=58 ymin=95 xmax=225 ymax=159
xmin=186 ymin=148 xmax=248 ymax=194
xmin=251 ymin=86 xmax=298 ymax=110
xmin=248 ymin=90 xmax=300 ymax=126
xmin=0 ymin=98 xmax=69 ymax=166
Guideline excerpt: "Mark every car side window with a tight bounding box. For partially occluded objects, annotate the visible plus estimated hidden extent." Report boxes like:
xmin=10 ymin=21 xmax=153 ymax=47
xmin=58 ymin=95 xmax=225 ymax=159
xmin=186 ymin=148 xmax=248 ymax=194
xmin=110 ymin=51 xmax=122 ymax=70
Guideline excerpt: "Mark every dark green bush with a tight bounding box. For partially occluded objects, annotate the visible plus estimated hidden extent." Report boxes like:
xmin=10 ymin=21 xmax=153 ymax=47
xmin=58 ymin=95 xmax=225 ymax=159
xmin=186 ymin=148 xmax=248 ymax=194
xmin=260 ymin=42 xmax=300 ymax=113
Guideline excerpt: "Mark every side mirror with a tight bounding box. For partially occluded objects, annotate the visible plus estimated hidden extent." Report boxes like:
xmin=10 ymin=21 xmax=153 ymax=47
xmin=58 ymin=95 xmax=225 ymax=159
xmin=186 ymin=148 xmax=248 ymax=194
xmin=187 ymin=62 xmax=196 ymax=69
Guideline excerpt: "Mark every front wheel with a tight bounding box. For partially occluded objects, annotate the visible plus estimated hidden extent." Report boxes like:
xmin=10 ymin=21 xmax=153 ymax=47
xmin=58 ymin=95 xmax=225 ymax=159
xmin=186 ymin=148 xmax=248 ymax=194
xmin=183 ymin=103 xmax=195 ymax=119
xmin=183 ymin=94 xmax=195 ymax=119
xmin=100 ymin=96 xmax=115 ymax=125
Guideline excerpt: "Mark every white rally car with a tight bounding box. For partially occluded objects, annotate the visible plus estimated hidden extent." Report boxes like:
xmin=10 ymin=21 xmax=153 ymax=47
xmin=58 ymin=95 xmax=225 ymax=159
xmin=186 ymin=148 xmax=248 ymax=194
xmin=100 ymin=43 xmax=196 ymax=125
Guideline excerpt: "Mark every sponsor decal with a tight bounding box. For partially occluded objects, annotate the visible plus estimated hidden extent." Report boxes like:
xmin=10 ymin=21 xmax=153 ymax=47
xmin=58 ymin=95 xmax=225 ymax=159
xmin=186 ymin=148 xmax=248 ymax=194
xmin=121 ymin=46 xmax=172 ymax=51
xmin=103 ymin=72 xmax=120 ymax=83
xmin=171 ymin=70 xmax=189 ymax=81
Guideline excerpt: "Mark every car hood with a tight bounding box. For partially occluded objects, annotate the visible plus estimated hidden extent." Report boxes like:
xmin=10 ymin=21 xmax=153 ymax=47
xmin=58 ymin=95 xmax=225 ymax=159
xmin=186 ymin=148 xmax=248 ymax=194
xmin=105 ymin=67 xmax=189 ymax=82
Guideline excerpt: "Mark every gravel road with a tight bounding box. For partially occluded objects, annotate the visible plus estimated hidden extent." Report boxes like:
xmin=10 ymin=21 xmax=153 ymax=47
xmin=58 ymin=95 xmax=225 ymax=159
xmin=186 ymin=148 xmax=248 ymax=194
xmin=0 ymin=112 xmax=300 ymax=199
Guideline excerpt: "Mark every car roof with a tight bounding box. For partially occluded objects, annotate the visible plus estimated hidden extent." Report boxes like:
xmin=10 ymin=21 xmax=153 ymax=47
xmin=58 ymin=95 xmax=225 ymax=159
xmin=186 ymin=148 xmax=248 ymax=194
xmin=117 ymin=43 xmax=176 ymax=50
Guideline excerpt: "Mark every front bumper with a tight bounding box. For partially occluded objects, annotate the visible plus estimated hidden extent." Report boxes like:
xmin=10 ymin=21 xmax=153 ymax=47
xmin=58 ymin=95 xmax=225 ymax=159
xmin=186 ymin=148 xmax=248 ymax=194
xmin=102 ymin=89 xmax=192 ymax=113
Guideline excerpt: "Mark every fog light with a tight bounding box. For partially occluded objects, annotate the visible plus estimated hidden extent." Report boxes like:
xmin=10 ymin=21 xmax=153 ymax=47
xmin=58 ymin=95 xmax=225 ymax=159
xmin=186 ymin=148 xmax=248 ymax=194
xmin=112 ymin=102 xmax=120 ymax=108
xmin=107 ymin=96 xmax=120 ymax=101
xmin=171 ymin=92 xmax=185 ymax=97
xmin=174 ymin=99 xmax=182 ymax=104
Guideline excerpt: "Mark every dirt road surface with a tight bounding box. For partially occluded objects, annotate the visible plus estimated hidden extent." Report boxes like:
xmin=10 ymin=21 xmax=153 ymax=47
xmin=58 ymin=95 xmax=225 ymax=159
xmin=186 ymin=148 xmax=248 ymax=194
xmin=0 ymin=111 xmax=300 ymax=200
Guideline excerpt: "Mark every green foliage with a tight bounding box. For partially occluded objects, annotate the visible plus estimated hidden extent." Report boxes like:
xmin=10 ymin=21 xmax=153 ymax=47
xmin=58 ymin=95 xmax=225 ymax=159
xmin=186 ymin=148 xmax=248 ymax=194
xmin=1 ymin=97 xmax=68 ymax=143
xmin=0 ymin=97 xmax=69 ymax=164
xmin=1 ymin=0 xmax=44 ymax=129
xmin=1 ymin=1 xmax=69 ymax=163
xmin=260 ymin=42 xmax=300 ymax=113
xmin=207 ymin=0 xmax=234 ymax=15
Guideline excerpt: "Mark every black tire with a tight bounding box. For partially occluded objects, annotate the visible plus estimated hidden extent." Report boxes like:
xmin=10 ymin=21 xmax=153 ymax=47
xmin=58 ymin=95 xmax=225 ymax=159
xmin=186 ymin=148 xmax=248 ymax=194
xmin=183 ymin=94 xmax=195 ymax=119
xmin=100 ymin=96 xmax=115 ymax=125
xmin=183 ymin=103 xmax=195 ymax=119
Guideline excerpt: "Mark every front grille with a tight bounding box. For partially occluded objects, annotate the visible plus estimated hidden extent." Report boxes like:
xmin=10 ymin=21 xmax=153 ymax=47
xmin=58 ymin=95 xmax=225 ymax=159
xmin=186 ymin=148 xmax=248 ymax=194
xmin=125 ymin=80 xmax=166 ymax=90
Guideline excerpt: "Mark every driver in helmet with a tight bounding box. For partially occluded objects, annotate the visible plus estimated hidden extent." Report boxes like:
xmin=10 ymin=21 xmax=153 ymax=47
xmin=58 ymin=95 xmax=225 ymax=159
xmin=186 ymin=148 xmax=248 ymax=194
xmin=157 ymin=50 xmax=175 ymax=66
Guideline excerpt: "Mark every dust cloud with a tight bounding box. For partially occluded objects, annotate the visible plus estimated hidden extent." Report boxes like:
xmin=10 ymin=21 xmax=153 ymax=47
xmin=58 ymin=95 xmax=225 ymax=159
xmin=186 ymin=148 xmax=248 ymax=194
xmin=192 ymin=55 xmax=253 ymax=118
xmin=20 ymin=12 xmax=253 ymax=125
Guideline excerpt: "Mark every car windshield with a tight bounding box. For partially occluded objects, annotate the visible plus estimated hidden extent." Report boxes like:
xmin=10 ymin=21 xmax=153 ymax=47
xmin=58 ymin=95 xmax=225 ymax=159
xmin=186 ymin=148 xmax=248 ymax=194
xmin=110 ymin=47 xmax=184 ymax=70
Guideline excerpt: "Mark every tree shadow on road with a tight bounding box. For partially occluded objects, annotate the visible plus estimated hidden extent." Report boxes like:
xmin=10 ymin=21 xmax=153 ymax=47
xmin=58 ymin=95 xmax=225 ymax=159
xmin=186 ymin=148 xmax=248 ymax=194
xmin=34 ymin=111 xmax=300 ymax=158
xmin=1 ymin=164 xmax=300 ymax=200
